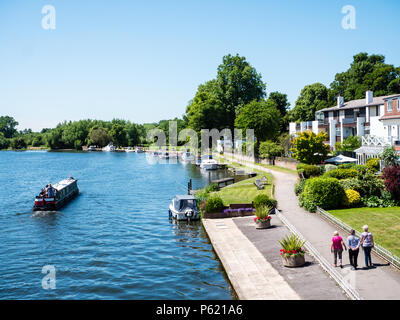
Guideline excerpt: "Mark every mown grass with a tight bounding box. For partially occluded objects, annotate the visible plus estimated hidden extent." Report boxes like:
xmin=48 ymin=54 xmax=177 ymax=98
xmin=213 ymin=173 xmax=273 ymax=205
xmin=329 ymin=207 xmax=400 ymax=257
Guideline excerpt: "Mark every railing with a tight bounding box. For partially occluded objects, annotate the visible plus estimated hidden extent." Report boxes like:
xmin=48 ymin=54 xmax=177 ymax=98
xmin=276 ymin=209 xmax=361 ymax=300
xmin=316 ymin=207 xmax=400 ymax=270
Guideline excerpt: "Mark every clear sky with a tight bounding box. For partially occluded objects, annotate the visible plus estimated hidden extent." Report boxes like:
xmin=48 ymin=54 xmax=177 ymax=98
xmin=1 ymin=0 xmax=399 ymax=131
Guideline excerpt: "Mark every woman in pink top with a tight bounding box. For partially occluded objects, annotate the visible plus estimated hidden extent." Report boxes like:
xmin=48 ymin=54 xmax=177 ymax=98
xmin=331 ymin=231 xmax=347 ymax=268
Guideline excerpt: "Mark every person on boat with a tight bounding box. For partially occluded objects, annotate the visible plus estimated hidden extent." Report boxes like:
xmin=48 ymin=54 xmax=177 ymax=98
xmin=47 ymin=184 xmax=54 ymax=197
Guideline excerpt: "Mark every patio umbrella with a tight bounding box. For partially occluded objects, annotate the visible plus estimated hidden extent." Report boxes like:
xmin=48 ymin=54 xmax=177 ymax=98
xmin=325 ymin=154 xmax=357 ymax=164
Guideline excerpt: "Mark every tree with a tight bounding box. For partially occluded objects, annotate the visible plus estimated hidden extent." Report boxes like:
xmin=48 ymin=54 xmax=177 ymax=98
xmin=216 ymin=54 xmax=266 ymax=130
xmin=0 ymin=116 xmax=19 ymax=138
xmin=259 ymin=140 xmax=284 ymax=159
xmin=267 ymin=92 xmax=290 ymax=117
xmin=291 ymin=131 xmax=330 ymax=164
xmin=110 ymin=123 xmax=127 ymax=147
xmin=278 ymin=132 xmax=293 ymax=157
xmin=186 ymin=80 xmax=229 ymax=132
xmin=289 ymin=83 xmax=330 ymax=122
xmin=382 ymin=166 xmax=400 ymax=200
xmin=335 ymin=136 xmax=362 ymax=153
xmin=0 ymin=132 xmax=10 ymax=149
xmin=380 ymin=146 xmax=399 ymax=167
xmin=88 ymin=127 xmax=112 ymax=147
xmin=235 ymin=99 xmax=281 ymax=146
xmin=330 ymin=53 xmax=400 ymax=101
xmin=10 ymin=137 xmax=27 ymax=150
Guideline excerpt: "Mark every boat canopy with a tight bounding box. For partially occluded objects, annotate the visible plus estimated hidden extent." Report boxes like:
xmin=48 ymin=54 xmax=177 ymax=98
xmin=53 ymin=178 xmax=77 ymax=191
xmin=172 ymin=195 xmax=197 ymax=210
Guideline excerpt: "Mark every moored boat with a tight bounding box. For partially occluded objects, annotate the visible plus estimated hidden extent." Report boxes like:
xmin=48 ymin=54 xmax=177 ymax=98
xmin=102 ymin=142 xmax=116 ymax=152
xmin=199 ymin=155 xmax=218 ymax=170
xmin=168 ymin=195 xmax=200 ymax=221
xmin=33 ymin=177 xmax=79 ymax=211
xmin=125 ymin=147 xmax=135 ymax=152
xmin=181 ymin=151 xmax=195 ymax=162
xmin=136 ymin=147 xmax=144 ymax=153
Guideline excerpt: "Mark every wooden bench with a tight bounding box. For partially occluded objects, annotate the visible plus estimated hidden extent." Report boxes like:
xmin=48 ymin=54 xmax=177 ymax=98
xmin=254 ymin=179 xmax=265 ymax=190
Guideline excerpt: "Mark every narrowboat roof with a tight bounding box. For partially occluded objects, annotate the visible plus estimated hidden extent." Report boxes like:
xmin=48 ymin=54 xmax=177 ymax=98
xmin=53 ymin=178 xmax=77 ymax=191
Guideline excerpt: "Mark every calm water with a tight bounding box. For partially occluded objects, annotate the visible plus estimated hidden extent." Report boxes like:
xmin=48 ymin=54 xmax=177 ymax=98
xmin=0 ymin=151 xmax=235 ymax=299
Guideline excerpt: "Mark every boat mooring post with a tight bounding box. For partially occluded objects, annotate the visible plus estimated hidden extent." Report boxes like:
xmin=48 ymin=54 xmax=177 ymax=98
xmin=188 ymin=179 xmax=192 ymax=195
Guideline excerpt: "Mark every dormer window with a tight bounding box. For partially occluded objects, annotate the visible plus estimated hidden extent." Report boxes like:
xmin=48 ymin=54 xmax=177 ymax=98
xmin=388 ymin=100 xmax=393 ymax=112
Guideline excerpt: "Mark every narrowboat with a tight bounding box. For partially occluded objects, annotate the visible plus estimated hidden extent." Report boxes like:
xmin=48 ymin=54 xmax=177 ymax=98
xmin=33 ymin=177 xmax=79 ymax=211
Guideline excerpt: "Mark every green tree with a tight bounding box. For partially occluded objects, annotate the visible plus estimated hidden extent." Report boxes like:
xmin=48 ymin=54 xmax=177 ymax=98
xmin=235 ymin=99 xmax=281 ymax=147
xmin=335 ymin=135 xmax=362 ymax=153
xmin=88 ymin=127 xmax=112 ymax=147
xmin=380 ymin=146 xmax=399 ymax=167
xmin=216 ymin=54 xmax=266 ymax=130
xmin=291 ymin=131 xmax=330 ymax=164
xmin=10 ymin=137 xmax=27 ymax=150
xmin=0 ymin=132 xmax=10 ymax=149
xmin=0 ymin=116 xmax=19 ymax=138
xmin=259 ymin=140 xmax=284 ymax=159
xmin=289 ymin=83 xmax=330 ymax=122
xmin=110 ymin=123 xmax=127 ymax=147
xmin=330 ymin=53 xmax=400 ymax=101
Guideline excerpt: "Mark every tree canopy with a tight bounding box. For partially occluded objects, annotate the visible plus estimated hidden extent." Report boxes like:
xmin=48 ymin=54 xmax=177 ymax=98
xmin=291 ymin=131 xmax=330 ymax=164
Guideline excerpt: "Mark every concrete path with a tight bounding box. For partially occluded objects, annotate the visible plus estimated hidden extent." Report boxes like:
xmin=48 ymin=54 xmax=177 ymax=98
xmin=219 ymin=156 xmax=400 ymax=300
xmin=202 ymin=218 xmax=300 ymax=300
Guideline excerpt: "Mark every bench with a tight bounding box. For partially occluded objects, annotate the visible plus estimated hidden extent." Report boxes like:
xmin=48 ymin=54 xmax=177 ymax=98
xmin=254 ymin=179 xmax=265 ymax=190
xmin=260 ymin=176 xmax=269 ymax=185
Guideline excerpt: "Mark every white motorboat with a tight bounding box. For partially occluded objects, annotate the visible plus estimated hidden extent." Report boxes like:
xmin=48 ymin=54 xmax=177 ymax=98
xmin=168 ymin=195 xmax=200 ymax=221
xmin=181 ymin=152 xmax=195 ymax=162
xmin=198 ymin=155 xmax=218 ymax=170
xmin=125 ymin=147 xmax=135 ymax=152
xmin=102 ymin=142 xmax=116 ymax=152
xmin=87 ymin=145 xmax=97 ymax=151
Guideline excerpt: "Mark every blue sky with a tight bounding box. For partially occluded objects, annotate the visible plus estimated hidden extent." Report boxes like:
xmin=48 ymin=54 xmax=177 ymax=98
xmin=1 ymin=0 xmax=399 ymax=131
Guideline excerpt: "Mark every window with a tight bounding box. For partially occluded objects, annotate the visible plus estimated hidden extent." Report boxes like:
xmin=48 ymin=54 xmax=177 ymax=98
xmin=388 ymin=100 xmax=393 ymax=112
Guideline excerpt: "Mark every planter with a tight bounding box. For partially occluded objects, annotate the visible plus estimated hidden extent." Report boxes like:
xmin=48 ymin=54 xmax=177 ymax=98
xmin=255 ymin=219 xmax=271 ymax=229
xmin=282 ymin=255 xmax=306 ymax=268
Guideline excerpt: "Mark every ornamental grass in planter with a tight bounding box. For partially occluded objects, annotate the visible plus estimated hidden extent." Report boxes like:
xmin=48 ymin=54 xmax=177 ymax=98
xmin=279 ymin=234 xmax=306 ymax=267
xmin=254 ymin=206 xmax=272 ymax=229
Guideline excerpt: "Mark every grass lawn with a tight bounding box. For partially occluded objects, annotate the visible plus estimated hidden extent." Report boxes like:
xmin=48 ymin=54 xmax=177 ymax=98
xmin=329 ymin=207 xmax=400 ymax=257
xmin=213 ymin=173 xmax=273 ymax=205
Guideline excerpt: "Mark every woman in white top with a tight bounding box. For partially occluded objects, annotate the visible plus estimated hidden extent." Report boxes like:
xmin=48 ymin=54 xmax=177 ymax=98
xmin=360 ymin=225 xmax=374 ymax=268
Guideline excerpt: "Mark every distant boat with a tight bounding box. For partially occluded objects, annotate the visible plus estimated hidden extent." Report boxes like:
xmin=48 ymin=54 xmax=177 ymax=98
xmin=181 ymin=152 xmax=195 ymax=162
xmin=136 ymin=147 xmax=144 ymax=153
xmin=33 ymin=177 xmax=79 ymax=211
xmin=102 ymin=142 xmax=116 ymax=152
xmin=125 ymin=147 xmax=135 ymax=153
xmin=168 ymin=195 xmax=200 ymax=221
xmin=198 ymin=155 xmax=218 ymax=170
xmin=159 ymin=151 xmax=169 ymax=159
xmin=87 ymin=145 xmax=97 ymax=151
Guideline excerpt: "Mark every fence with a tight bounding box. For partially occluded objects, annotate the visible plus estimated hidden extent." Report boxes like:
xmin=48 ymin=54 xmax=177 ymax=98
xmin=316 ymin=207 xmax=400 ymax=270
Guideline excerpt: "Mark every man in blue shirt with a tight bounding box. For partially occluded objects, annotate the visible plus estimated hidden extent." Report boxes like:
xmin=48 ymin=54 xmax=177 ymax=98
xmin=347 ymin=229 xmax=360 ymax=270
xmin=47 ymin=184 xmax=54 ymax=197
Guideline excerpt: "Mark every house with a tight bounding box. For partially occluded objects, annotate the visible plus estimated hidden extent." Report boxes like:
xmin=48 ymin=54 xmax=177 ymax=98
xmin=289 ymin=91 xmax=400 ymax=152
xmin=216 ymin=139 xmax=245 ymax=153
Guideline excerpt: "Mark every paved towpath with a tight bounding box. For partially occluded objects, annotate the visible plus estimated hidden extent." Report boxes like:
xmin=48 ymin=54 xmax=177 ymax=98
xmin=221 ymin=157 xmax=400 ymax=299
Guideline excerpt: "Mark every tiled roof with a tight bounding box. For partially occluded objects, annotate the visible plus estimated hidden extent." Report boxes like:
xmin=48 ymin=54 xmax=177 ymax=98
xmin=318 ymin=94 xmax=400 ymax=112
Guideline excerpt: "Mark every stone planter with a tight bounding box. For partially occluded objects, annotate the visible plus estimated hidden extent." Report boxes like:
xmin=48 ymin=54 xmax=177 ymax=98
xmin=282 ymin=254 xmax=306 ymax=268
xmin=255 ymin=219 xmax=271 ymax=229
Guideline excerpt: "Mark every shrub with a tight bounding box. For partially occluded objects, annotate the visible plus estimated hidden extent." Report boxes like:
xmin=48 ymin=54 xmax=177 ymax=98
xmin=324 ymin=164 xmax=338 ymax=172
xmin=254 ymin=206 xmax=272 ymax=222
xmin=342 ymin=189 xmax=361 ymax=207
xmin=357 ymin=172 xmax=385 ymax=197
xmin=204 ymin=195 xmax=225 ymax=213
xmin=300 ymin=177 xmax=345 ymax=212
xmin=299 ymin=164 xmax=321 ymax=178
xmin=338 ymin=163 xmax=356 ymax=169
xmin=382 ymin=166 xmax=400 ymax=200
xmin=323 ymin=168 xmax=358 ymax=180
xmin=380 ymin=146 xmax=399 ymax=167
xmin=253 ymin=194 xmax=277 ymax=209
xmin=294 ymin=179 xmax=306 ymax=196
xmin=296 ymin=163 xmax=307 ymax=171
xmin=195 ymin=188 xmax=210 ymax=202
xmin=279 ymin=234 xmax=306 ymax=258
xmin=205 ymin=183 xmax=220 ymax=192
xmin=366 ymin=158 xmax=380 ymax=173
xmin=361 ymin=194 xmax=398 ymax=208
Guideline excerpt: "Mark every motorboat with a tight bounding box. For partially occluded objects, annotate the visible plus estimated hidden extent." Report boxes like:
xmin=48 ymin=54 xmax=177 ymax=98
xmin=125 ymin=147 xmax=135 ymax=152
xmin=87 ymin=145 xmax=97 ymax=151
xmin=102 ymin=142 xmax=116 ymax=152
xmin=199 ymin=155 xmax=218 ymax=170
xmin=33 ymin=177 xmax=79 ymax=211
xmin=181 ymin=152 xmax=195 ymax=162
xmin=136 ymin=147 xmax=144 ymax=153
xmin=168 ymin=195 xmax=200 ymax=221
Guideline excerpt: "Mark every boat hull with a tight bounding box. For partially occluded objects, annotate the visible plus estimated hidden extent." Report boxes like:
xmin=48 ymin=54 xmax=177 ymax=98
xmin=33 ymin=189 xmax=79 ymax=211
xmin=168 ymin=205 xmax=200 ymax=221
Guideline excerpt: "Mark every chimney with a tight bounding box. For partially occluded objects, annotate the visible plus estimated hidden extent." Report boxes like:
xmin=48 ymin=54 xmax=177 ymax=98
xmin=337 ymin=94 xmax=344 ymax=107
xmin=366 ymin=90 xmax=373 ymax=104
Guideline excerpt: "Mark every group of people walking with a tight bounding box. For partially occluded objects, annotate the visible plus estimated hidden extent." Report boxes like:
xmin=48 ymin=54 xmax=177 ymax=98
xmin=330 ymin=225 xmax=374 ymax=270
